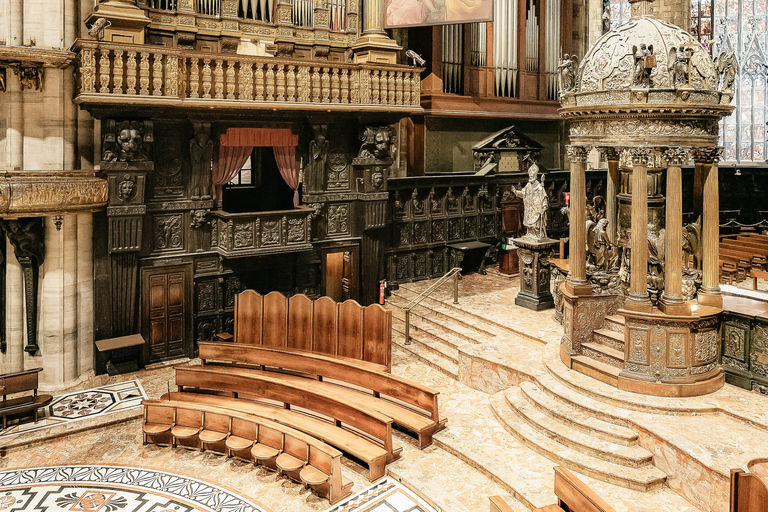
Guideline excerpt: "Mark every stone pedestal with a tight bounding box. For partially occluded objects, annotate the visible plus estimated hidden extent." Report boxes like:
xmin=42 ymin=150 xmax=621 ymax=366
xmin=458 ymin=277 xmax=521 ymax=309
xmin=514 ymin=237 xmax=558 ymax=311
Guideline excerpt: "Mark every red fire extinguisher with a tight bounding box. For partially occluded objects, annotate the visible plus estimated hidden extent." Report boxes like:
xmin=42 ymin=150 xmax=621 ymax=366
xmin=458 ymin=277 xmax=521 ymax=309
xmin=379 ymin=280 xmax=387 ymax=305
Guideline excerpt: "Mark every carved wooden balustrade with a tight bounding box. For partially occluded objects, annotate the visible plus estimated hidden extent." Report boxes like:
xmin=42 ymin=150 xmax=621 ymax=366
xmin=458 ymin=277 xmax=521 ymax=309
xmin=211 ymin=207 xmax=314 ymax=258
xmin=73 ymin=40 xmax=423 ymax=113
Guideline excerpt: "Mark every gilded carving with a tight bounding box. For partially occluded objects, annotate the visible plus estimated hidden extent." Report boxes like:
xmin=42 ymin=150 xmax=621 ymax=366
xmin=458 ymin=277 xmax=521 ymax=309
xmin=694 ymin=329 xmax=718 ymax=364
xmin=666 ymin=332 xmax=688 ymax=368
xmin=628 ymin=327 xmax=650 ymax=365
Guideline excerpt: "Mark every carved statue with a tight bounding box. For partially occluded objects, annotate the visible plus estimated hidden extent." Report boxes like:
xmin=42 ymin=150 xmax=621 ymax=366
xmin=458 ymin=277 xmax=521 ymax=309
xmin=668 ymin=46 xmax=692 ymax=86
xmin=393 ymin=191 xmax=405 ymax=216
xmin=190 ymin=123 xmax=213 ymax=200
xmin=411 ymin=188 xmax=423 ymax=214
xmin=512 ymin=159 xmax=549 ymax=239
xmin=358 ymin=126 xmax=394 ymax=161
xmin=190 ymin=209 xmax=211 ymax=229
xmin=104 ymin=121 xmax=149 ymax=162
xmin=446 ymin=187 xmax=458 ymax=211
xmin=461 ymin=187 xmax=473 ymax=211
xmin=117 ymin=175 xmax=137 ymax=203
xmin=588 ymin=195 xmax=606 ymax=222
xmin=683 ymin=218 xmax=702 ymax=270
xmin=586 ymin=218 xmax=609 ymax=271
xmin=17 ymin=67 xmax=43 ymax=91
xmin=307 ymin=125 xmax=329 ymax=193
xmin=714 ymin=50 xmax=738 ymax=92
xmin=632 ymin=44 xmax=655 ymax=87
xmin=428 ymin=188 xmax=440 ymax=212
xmin=601 ymin=0 xmax=611 ymax=33
xmin=647 ymin=222 xmax=666 ymax=297
xmin=556 ymin=54 xmax=578 ymax=94
xmin=0 ymin=68 xmax=5 ymax=93
xmin=1 ymin=219 xmax=45 ymax=265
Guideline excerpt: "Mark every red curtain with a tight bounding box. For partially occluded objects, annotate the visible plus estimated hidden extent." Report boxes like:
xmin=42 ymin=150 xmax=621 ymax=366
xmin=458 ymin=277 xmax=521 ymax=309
xmin=273 ymin=146 xmax=299 ymax=206
xmin=213 ymin=146 xmax=252 ymax=202
xmin=221 ymin=128 xmax=298 ymax=147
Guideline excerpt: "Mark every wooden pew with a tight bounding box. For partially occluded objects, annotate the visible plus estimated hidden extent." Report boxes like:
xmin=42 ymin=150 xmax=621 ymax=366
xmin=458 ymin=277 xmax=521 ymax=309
xmin=163 ymin=391 xmax=391 ymax=480
xmin=0 ymin=368 xmax=53 ymax=429
xmin=174 ymin=366 xmax=399 ymax=461
xmin=512 ymin=466 xmax=616 ymax=512
xmin=730 ymin=469 xmax=768 ymax=512
xmin=142 ymin=399 xmax=353 ymax=504
xmin=199 ymin=342 xmax=447 ymax=448
xmin=751 ymin=269 xmax=768 ymax=290
xmin=724 ymin=239 xmax=768 ymax=266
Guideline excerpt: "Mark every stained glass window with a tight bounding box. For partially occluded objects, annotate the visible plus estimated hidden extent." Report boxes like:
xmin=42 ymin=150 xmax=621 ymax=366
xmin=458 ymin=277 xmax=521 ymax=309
xmin=608 ymin=0 xmax=631 ymax=28
xmin=694 ymin=0 xmax=768 ymax=162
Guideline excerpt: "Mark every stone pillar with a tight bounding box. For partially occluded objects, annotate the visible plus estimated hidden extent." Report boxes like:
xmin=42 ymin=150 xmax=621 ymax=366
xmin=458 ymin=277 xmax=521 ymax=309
xmin=2 ymin=239 xmax=25 ymax=374
xmin=352 ymin=0 xmax=401 ymax=63
xmin=604 ymin=147 xmax=620 ymax=244
xmin=77 ymin=213 xmax=95 ymax=376
xmin=659 ymin=147 xmax=688 ymax=315
xmin=565 ymin=145 xmax=591 ymax=295
xmin=62 ymin=215 xmax=79 ymax=383
xmin=627 ymin=148 xmax=652 ymax=310
xmin=698 ymin=147 xmax=723 ymax=308
xmin=10 ymin=0 xmax=23 ymax=46
xmin=7 ymin=69 xmax=24 ymax=169
xmin=39 ymin=217 xmax=63 ymax=388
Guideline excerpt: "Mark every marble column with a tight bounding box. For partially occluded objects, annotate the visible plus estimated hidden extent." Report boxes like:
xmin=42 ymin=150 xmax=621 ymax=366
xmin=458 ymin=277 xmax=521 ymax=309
xmin=604 ymin=147 xmax=620 ymax=244
xmin=659 ymin=147 xmax=688 ymax=315
xmin=2 ymin=239 xmax=25 ymax=374
xmin=698 ymin=147 xmax=723 ymax=308
xmin=627 ymin=148 xmax=652 ymax=310
xmin=565 ymin=145 xmax=591 ymax=295
xmin=10 ymin=0 xmax=23 ymax=46
xmin=6 ymin=67 xmax=24 ymax=169
xmin=77 ymin=213 xmax=94 ymax=376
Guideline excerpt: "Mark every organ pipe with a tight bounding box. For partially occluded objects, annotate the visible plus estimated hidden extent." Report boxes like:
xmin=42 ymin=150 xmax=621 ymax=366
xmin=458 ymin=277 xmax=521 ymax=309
xmin=470 ymin=23 xmax=487 ymax=67
xmin=544 ymin=0 xmax=562 ymax=99
xmin=525 ymin=0 xmax=539 ymax=72
xmin=494 ymin=0 xmax=518 ymax=97
xmin=442 ymin=24 xmax=464 ymax=94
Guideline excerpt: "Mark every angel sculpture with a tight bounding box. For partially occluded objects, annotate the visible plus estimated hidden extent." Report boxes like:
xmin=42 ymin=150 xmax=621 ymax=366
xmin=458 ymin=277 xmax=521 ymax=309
xmin=714 ymin=50 xmax=738 ymax=92
xmin=632 ymin=43 xmax=655 ymax=87
xmin=668 ymin=46 xmax=691 ymax=87
xmin=556 ymin=54 xmax=578 ymax=95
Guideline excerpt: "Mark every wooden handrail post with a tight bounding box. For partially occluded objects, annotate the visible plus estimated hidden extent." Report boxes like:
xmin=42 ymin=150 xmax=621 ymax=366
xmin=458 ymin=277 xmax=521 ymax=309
xmin=405 ymin=309 xmax=411 ymax=345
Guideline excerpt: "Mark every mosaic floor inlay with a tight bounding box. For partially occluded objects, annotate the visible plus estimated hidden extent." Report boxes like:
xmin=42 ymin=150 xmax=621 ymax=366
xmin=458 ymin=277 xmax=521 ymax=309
xmin=0 ymin=465 xmax=270 ymax=512
xmin=0 ymin=380 xmax=146 ymax=438
xmin=323 ymin=478 xmax=437 ymax=512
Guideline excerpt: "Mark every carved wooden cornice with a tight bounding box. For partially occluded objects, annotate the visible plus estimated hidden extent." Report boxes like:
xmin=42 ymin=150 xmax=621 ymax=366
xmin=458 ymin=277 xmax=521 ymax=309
xmin=0 ymin=171 xmax=108 ymax=216
xmin=0 ymin=46 xmax=77 ymax=69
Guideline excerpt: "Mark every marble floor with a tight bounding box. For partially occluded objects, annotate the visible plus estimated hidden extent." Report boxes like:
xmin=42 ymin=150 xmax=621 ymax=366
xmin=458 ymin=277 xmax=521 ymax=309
xmin=5 ymin=267 xmax=768 ymax=512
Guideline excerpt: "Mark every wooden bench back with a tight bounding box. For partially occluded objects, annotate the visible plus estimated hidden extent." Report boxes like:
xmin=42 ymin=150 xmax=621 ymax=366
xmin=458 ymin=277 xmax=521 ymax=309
xmin=1 ymin=368 xmax=42 ymax=396
xmin=233 ymin=290 xmax=391 ymax=369
xmin=199 ymin=342 xmax=440 ymax=420
xmin=175 ymin=366 xmax=394 ymax=453
xmin=731 ymin=469 xmax=768 ymax=512
xmin=553 ymin=466 xmax=614 ymax=512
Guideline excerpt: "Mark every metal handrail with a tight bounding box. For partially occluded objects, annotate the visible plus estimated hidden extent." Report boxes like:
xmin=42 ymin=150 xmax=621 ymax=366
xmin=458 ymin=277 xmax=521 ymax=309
xmin=400 ymin=267 xmax=463 ymax=345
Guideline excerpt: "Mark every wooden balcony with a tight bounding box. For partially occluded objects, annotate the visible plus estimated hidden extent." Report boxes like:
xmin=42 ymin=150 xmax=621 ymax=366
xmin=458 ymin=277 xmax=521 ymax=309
xmin=73 ymin=40 xmax=423 ymax=116
xmin=211 ymin=206 xmax=314 ymax=258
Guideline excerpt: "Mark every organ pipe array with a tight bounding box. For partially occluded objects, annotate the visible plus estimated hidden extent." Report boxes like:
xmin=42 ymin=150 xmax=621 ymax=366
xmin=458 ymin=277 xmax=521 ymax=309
xmin=148 ymin=0 xmax=177 ymax=10
xmin=293 ymin=0 xmax=313 ymax=27
xmin=525 ymin=0 xmax=539 ymax=72
xmin=494 ymin=0 xmax=518 ymax=97
xmin=329 ymin=0 xmax=347 ymax=30
xmin=544 ymin=0 xmax=561 ymax=99
xmin=469 ymin=22 xmax=487 ymax=67
xmin=196 ymin=0 xmax=220 ymax=16
xmin=442 ymin=24 xmax=464 ymax=94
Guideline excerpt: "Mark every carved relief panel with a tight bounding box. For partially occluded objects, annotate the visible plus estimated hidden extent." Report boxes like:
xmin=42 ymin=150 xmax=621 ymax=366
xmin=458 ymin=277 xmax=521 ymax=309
xmin=722 ymin=319 xmax=749 ymax=373
xmin=751 ymin=323 xmax=768 ymax=379
xmin=694 ymin=329 xmax=719 ymax=365
xmin=627 ymin=327 xmax=650 ymax=366
xmin=666 ymin=330 xmax=690 ymax=369
xmin=327 ymin=203 xmax=350 ymax=236
xmin=153 ymin=214 xmax=184 ymax=252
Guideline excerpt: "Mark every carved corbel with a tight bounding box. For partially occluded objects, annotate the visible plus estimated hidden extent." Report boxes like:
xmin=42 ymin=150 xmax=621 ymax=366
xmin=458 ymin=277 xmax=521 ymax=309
xmin=0 ymin=219 xmax=45 ymax=354
xmin=629 ymin=147 xmax=653 ymax=166
xmin=565 ymin=145 xmax=588 ymax=163
xmin=15 ymin=66 xmax=43 ymax=91
xmin=0 ymin=68 xmax=6 ymax=93
xmin=662 ymin=147 xmax=691 ymax=167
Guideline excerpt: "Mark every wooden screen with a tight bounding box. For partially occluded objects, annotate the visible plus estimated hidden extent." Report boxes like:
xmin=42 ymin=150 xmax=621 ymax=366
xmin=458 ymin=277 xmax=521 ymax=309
xmin=262 ymin=291 xmax=288 ymax=347
xmin=234 ymin=290 xmax=263 ymax=345
xmin=313 ymin=296 xmax=338 ymax=355
xmin=288 ymin=294 xmax=313 ymax=350
xmin=363 ymin=304 xmax=391 ymax=368
xmin=337 ymin=300 xmax=363 ymax=359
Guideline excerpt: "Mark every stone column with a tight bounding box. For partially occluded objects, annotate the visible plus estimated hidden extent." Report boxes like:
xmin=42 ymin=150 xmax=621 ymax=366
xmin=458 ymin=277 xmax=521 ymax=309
xmin=627 ymin=148 xmax=652 ymax=310
xmin=10 ymin=0 xmax=23 ymax=45
xmin=565 ymin=145 xmax=591 ymax=295
xmin=659 ymin=147 xmax=688 ymax=315
xmin=2 ymin=239 xmax=25 ymax=374
xmin=697 ymin=147 xmax=723 ymax=308
xmin=352 ymin=0 xmax=401 ymax=63
xmin=77 ymin=213 xmax=94 ymax=376
xmin=39 ymin=216 xmax=64 ymax=388
xmin=6 ymin=67 xmax=24 ymax=169
xmin=604 ymin=147 xmax=620 ymax=244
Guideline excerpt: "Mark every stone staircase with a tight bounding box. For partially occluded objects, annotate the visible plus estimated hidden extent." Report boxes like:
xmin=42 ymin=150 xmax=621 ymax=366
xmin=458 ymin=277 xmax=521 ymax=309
xmin=572 ymin=314 xmax=627 ymax=388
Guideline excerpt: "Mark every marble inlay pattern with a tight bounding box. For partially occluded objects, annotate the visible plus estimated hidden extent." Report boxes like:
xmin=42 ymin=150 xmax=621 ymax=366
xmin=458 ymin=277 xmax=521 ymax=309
xmin=0 ymin=380 xmax=146 ymax=438
xmin=0 ymin=465 xmax=270 ymax=512
xmin=323 ymin=478 xmax=437 ymax=512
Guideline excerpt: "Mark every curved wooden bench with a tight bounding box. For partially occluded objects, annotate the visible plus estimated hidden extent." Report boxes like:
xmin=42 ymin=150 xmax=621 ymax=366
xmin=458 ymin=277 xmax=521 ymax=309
xmin=199 ymin=342 xmax=446 ymax=448
xmin=142 ymin=399 xmax=353 ymax=504
xmin=164 ymin=391 xmax=390 ymax=480
xmin=174 ymin=366 xmax=397 ymax=460
xmin=1 ymin=368 xmax=53 ymax=429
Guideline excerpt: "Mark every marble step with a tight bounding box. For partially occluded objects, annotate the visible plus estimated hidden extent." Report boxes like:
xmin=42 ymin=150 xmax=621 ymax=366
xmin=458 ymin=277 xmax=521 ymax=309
xmin=506 ymin=386 xmax=652 ymax=468
xmin=593 ymin=328 xmax=626 ymax=352
xmin=581 ymin=342 xmax=626 ymax=370
xmin=388 ymin=293 xmax=490 ymax=343
xmin=519 ymin=379 xmax=639 ymax=447
xmin=391 ymin=317 xmax=460 ymax=364
xmin=387 ymin=443 xmax=528 ymax=512
xmin=489 ymin=392 xmax=667 ymax=492
xmin=571 ymin=355 xmax=621 ymax=388
xmin=604 ymin=314 xmax=626 ymax=334
xmin=391 ymin=288 xmax=499 ymax=338
xmin=392 ymin=332 xmax=459 ymax=380
xmin=387 ymin=300 xmax=483 ymax=346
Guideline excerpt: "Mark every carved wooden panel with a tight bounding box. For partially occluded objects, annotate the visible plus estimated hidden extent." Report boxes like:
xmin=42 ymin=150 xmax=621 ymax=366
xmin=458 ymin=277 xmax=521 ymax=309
xmin=288 ymin=294 xmax=313 ymax=351
xmin=363 ymin=304 xmax=390 ymax=367
xmin=313 ymin=296 xmax=337 ymax=355
xmin=338 ymin=300 xmax=363 ymax=359
xmin=234 ymin=289 xmax=262 ymax=344
xmin=142 ymin=266 xmax=190 ymax=363
xmin=666 ymin=330 xmax=690 ymax=369
xmin=153 ymin=214 xmax=184 ymax=253
xmin=195 ymin=279 xmax=217 ymax=313
xmin=627 ymin=327 xmax=650 ymax=366
xmin=262 ymin=291 xmax=288 ymax=347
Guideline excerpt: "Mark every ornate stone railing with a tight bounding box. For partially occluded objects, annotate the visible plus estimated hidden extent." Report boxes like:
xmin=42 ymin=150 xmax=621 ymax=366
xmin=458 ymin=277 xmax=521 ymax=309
xmin=73 ymin=40 xmax=422 ymax=112
xmin=211 ymin=206 xmax=314 ymax=257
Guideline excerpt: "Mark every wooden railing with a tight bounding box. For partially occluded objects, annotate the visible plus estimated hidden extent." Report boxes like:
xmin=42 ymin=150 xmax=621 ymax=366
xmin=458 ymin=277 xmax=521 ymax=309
xmin=73 ymin=40 xmax=423 ymax=111
xmin=211 ymin=207 xmax=314 ymax=258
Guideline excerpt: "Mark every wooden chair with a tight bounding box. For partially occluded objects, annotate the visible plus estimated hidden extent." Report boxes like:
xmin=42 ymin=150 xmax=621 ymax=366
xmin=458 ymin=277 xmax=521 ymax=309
xmin=170 ymin=407 xmax=203 ymax=449
xmin=142 ymin=403 xmax=174 ymax=445
xmin=199 ymin=410 xmax=229 ymax=451
xmin=226 ymin=416 xmax=256 ymax=458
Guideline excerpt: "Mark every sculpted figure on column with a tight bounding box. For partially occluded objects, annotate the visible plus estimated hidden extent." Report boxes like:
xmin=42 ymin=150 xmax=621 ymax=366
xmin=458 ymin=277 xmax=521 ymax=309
xmin=513 ymin=158 xmax=549 ymax=239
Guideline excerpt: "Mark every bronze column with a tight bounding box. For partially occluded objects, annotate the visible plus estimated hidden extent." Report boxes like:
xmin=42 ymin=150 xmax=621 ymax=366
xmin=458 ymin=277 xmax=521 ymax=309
xmin=565 ymin=145 xmax=591 ymax=295
xmin=627 ymin=148 xmax=652 ymax=310
xmin=659 ymin=147 xmax=689 ymax=315
xmin=604 ymin=147 xmax=620 ymax=244
xmin=697 ymin=147 xmax=723 ymax=308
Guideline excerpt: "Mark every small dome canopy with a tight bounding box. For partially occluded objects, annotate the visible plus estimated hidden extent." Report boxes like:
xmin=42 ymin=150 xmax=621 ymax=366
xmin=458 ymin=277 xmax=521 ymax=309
xmin=559 ymin=0 xmax=735 ymax=148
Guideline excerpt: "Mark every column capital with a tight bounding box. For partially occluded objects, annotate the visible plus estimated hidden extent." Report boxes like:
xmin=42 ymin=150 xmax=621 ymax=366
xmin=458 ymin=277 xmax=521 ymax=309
xmin=602 ymin=147 xmax=621 ymax=161
xmin=629 ymin=147 xmax=653 ymax=166
xmin=662 ymin=147 xmax=691 ymax=166
xmin=691 ymin=146 xmax=723 ymax=165
xmin=565 ymin=145 xmax=588 ymax=163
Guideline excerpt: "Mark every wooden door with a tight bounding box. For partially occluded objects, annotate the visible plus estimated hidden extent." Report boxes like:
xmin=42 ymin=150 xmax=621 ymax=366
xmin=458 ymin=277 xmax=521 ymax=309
xmin=142 ymin=265 xmax=192 ymax=363
xmin=341 ymin=251 xmax=353 ymax=301
xmin=325 ymin=252 xmax=345 ymax=302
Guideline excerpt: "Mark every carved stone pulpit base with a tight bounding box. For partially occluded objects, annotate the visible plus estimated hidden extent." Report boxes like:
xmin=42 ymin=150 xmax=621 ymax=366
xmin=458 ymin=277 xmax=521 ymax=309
xmin=513 ymin=237 xmax=558 ymax=311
